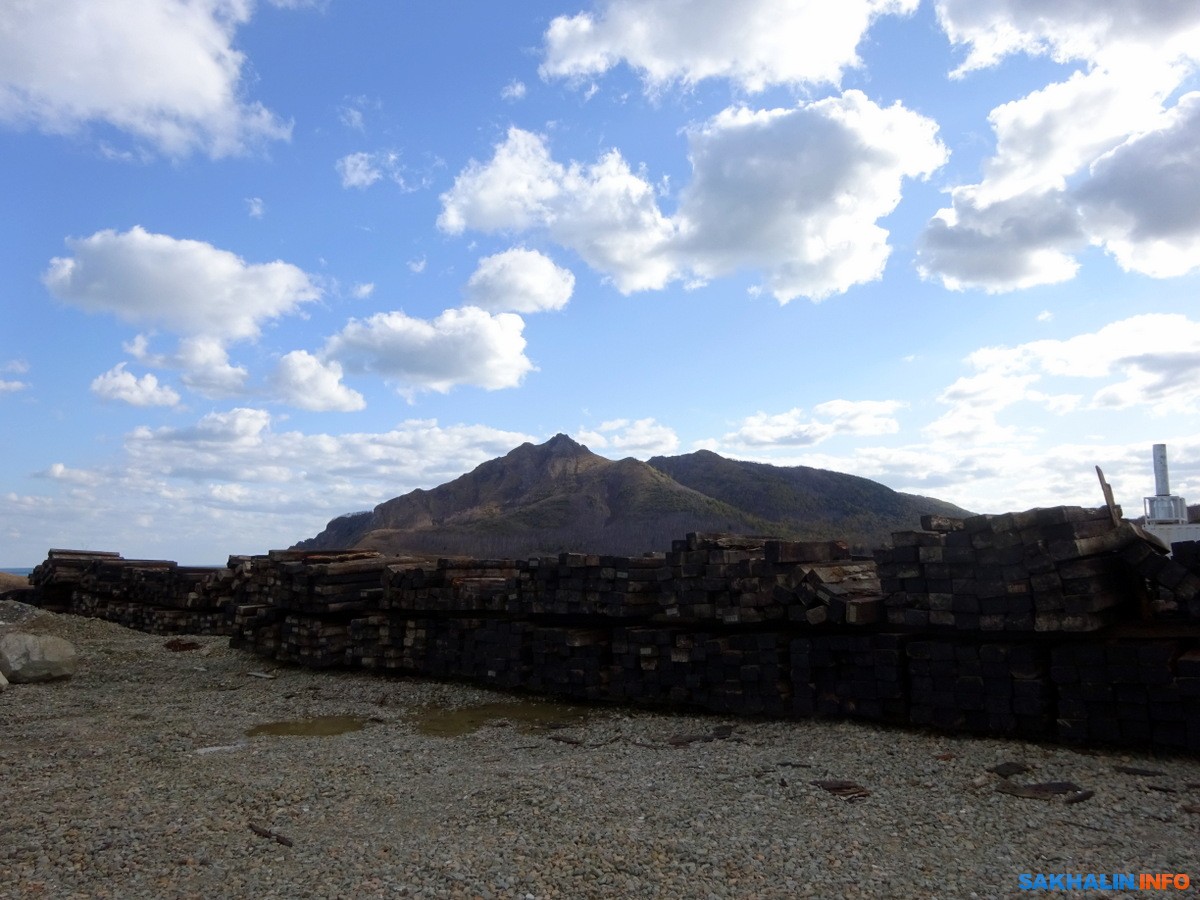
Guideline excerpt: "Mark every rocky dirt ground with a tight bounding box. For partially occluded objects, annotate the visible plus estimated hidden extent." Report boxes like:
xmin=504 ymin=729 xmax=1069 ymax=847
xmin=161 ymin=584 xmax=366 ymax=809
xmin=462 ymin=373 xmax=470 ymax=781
xmin=2 ymin=598 xmax=1199 ymax=899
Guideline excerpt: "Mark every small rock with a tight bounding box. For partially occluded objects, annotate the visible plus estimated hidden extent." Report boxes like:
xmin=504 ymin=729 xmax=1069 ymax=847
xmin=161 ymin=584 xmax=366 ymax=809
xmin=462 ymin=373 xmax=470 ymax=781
xmin=0 ymin=631 xmax=78 ymax=682
xmin=0 ymin=669 xmax=8 ymax=691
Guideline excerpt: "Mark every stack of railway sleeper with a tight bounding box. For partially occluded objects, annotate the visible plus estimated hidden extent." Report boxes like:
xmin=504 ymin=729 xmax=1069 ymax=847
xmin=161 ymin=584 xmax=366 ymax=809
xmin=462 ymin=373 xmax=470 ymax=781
xmin=525 ymin=627 xmax=611 ymax=701
xmin=1119 ymin=539 xmax=1200 ymax=622
xmin=878 ymin=507 xmax=1143 ymax=633
xmin=907 ymin=640 xmax=1053 ymax=737
xmin=610 ymin=627 xmax=710 ymax=708
xmin=701 ymin=632 xmax=791 ymax=716
xmin=28 ymin=550 xmax=123 ymax=611
xmin=1051 ymin=639 xmax=1200 ymax=750
xmin=790 ymin=634 xmax=907 ymax=723
xmin=381 ymin=558 xmax=524 ymax=614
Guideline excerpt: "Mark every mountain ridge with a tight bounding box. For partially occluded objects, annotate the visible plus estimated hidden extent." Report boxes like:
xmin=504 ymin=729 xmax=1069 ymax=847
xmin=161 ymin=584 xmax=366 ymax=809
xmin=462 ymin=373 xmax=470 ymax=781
xmin=294 ymin=434 xmax=972 ymax=557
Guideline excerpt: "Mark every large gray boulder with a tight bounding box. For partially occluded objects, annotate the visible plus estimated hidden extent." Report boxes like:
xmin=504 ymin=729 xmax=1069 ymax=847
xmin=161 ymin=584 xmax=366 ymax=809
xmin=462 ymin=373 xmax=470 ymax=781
xmin=0 ymin=632 xmax=78 ymax=683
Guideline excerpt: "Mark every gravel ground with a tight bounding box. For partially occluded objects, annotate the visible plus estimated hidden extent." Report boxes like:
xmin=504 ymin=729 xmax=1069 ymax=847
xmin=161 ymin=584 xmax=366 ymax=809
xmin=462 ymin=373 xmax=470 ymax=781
xmin=2 ymin=600 xmax=1199 ymax=900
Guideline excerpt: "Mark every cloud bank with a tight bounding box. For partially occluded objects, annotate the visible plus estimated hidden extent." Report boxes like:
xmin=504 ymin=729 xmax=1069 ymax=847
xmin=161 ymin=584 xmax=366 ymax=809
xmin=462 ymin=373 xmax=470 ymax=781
xmin=441 ymin=92 xmax=946 ymax=302
xmin=0 ymin=0 xmax=292 ymax=157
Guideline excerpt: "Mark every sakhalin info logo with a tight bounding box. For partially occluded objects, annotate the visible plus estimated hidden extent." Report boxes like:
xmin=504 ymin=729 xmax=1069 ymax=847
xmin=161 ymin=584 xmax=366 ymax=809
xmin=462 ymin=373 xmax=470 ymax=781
xmin=1018 ymin=873 xmax=1191 ymax=891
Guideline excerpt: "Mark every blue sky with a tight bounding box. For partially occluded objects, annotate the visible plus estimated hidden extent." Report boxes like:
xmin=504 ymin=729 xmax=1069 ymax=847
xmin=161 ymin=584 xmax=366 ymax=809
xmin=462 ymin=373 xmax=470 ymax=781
xmin=3 ymin=0 xmax=1200 ymax=565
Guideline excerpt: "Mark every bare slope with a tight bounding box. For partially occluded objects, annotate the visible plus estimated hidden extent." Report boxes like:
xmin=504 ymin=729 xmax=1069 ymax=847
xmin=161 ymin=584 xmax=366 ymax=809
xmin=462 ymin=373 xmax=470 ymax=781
xmin=296 ymin=434 xmax=770 ymax=557
xmin=647 ymin=449 xmax=972 ymax=550
xmin=296 ymin=435 xmax=972 ymax=557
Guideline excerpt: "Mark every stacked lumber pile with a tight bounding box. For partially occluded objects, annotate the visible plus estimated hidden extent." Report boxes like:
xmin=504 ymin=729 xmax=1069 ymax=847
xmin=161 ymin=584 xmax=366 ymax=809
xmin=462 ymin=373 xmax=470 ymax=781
xmin=223 ymin=554 xmax=271 ymax=606
xmin=790 ymin=634 xmax=907 ymax=723
xmin=1051 ymin=640 xmax=1200 ymax=751
xmin=701 ymin=632 xmax=791 ymax=715
xmin=345 ymin=615 xmax=522 ymax=678
xmin=197 ymin=563 xmax=236 ymax=611
xmin=277 ymin=615 xmax=349 ymax=667
xmin=425 ymin=617 xmax=496 ymax=679
xmin=225 ymin=553 xmax=290 ymax=652
xmin=126 ymin=564 xmax=223 ymax=609
xmin=231 ymin=601 xmax=282 ymax=658
xmin=785 ymin=561 xmax=883 ymax=626
xmin=111 ymin=563 xmax=228 ymax=634
xmin=878 ymin=508 xmax=1141 ymax=633
xmin=346 ymin=614 xmax=390 ymax=669
xmin=661 ymin=534 xmax=779 ymax=624
xmin=381 ymin=558 xmax=525 ymax=614
xmin=526 ymin=627 xmax=611 ymax=700
xmin=275 ymin=553 xmax=386 ymax=615
xmin=228 ymin=549 xmax=384 ymax=657
xmin=24 ymin=514 xmax=1200 ymax=754
xmin=28 ymin=549 xmax=123 ymax=611
xmin=456 ymin=619 xmax=532 ymax=687
xmin=29 ymin=551 xmax=227 ymax=634
xmin=67 ymin=557 xmax=174 ymax=619
xmin=1119 ymin=539 xmax=1200 ymax=622
xmin=661 ymin=534 xmax=878 ymax=625
xmin=231 ymin=550 xmax=393 ymax=665
xmin=907 ymin=640 xmax=1053 ymax=738
xmin=610 ymin=627 xmax=707 ymax=707
xmin=527 ymin=553 xmax=670 ymax=619
xmin=350 ymin=615 xmax=422 ymax=671
xmin=610 ymin=628 xmax=790 ymax=714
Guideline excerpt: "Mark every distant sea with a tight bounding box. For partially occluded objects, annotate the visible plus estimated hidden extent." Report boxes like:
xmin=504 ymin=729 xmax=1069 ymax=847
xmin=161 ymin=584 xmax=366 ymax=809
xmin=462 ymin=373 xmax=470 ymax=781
xmin=1 ymin=568 xmax=34 ymax=577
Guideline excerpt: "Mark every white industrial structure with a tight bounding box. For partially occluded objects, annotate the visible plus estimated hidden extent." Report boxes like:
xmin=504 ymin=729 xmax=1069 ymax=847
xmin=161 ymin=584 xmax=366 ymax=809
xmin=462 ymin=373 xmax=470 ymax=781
xmin=1142 ymin=444 xmax=1200 ymax=547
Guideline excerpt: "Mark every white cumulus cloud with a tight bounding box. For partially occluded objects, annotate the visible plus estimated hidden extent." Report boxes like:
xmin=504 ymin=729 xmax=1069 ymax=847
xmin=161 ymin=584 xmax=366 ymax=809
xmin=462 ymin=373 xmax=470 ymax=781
xmin=270 ymin=351 xmax=365 ymax=412
xmin=440 ymin=97 xmax=945 ymax=302
xmin=120 ymin=412 xmax=538 ymax=516
xmin=921 ymin=1 xmax=1200 ymax=292
xmin=935 ymin=0 xmax=1200 ymax=76
xmin=90 ymin=363 xmax=181 ymax=407
xmin=40 ymin=462 xmax=103 ymax=487
xmin=577 ymin=418 xmax=679 ymax=456
xmin=540 ymin=0 xmax=920 ymax=92
xmin=44 ymin=226 xmax=321 ymax=341
xmin=918 ymin=190 xmax=1084 ymax=293
xmin=172 ymin=337 xmax=251 ymax=397
xmin=676 ymin=93 xmax=947 ymax=301
xmin=725 ymin=400 xmax=905 ymax=447
xmin=336 ymin=151 xmax=383 ymax=188
xmin=924 ymin=314 xmax=1200 ymax=448
xmin=336 ymin=150 xmax=427 ymax=192
xmin=144 ymin=407 xmax=273 ymax=448
xmin=465 ymin=249 xmax=574 ymax=313
xmin=438 ymin=128 xmax=564 ymax=235
xmin=1077 ymin=93 xmax=1200 ymax=278
xmin=324 ymin=306 xmax=534 ymax=394
xmin=0 ymin=0 xmax=291 ymax=157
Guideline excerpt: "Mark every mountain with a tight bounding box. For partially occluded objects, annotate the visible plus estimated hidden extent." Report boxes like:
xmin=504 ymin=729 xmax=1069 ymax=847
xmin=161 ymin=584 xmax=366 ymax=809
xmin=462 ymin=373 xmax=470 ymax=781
xmin=647 ymin=449 xmax=971 ymax=550
xmin=295 ymin=434 xmax=973 ymax=557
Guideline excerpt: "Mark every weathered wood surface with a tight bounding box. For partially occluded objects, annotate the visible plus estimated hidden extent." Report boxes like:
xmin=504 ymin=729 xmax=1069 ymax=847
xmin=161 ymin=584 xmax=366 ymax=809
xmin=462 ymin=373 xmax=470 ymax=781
xmin=24 ymin=511 xmax=1200 ymax=753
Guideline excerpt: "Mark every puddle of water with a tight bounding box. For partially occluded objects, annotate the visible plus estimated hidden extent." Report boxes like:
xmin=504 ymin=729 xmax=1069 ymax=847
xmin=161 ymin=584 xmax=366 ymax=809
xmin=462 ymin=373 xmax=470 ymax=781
xmin=245 ymin=715 xmax=369 ymax=738
xmin=411 ymin=700 xmax=594 ymax=738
